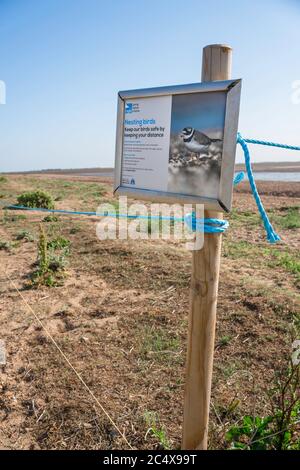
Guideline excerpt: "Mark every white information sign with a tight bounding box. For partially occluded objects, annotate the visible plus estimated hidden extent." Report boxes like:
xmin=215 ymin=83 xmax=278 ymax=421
xmin=121 ymin=96 xmax=172 ymax=192
xmin=115 ymin=80 xmax=241 ymax=211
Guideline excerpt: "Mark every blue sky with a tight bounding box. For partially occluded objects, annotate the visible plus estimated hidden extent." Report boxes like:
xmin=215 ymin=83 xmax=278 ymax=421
xmin=0 ymin=0 xmax=299 ymax=171
xmin=170 ymin=92 xmax=226 ymax=135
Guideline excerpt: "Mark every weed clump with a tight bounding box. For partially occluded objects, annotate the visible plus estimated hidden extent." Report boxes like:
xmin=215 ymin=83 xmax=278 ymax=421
xmin=16 ymin=230 xmax=34 ymax=242
xmin=43 ymin=215 xmax=58 ymax=223
xmin=17 ymin=190 xmax=54 ymax=209
xmin=0 ymin=240 xmax=11 ymax=251
xmin=47 ymin=236 xmax=70 ymax=251
xmin=226 ymin=360 xmax=300 ymax=450
xmin=144 ymin=411 xmax=170 ymax=449
xmin=31 ymin=225 xmax=70 ymax=287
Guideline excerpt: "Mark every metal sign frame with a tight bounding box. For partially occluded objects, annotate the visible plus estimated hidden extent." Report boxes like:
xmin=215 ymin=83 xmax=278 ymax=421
xmin=114 ymin=79 xmax=241 ymax=212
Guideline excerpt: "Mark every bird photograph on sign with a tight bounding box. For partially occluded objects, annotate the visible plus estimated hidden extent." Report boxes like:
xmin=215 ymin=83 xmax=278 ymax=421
xmin=168 ymin=91 xmax=226 ymax=198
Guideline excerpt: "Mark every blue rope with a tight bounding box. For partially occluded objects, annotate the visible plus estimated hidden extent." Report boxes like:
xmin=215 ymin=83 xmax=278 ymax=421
xmin=185 ymin=214 xmax=229 ymax=234
xmin=237 ymin=134 xmax=281 ymax=243
xmin=5 ymin=172 xmax=244 ymax=233
xmin=5 ymin=204 xmax=229 ymax=233
xmin=243 ymin=138 xmax=300 ymax=152
xmin=6 ymin=205 xmax=140 ymax=219
xmin=5 ymin=135 xmax=300 ymax=240
xmin=7 ymin=206 xmax=100 ymax=217
xmin=233 ymin=171 xmax=245 ymax=186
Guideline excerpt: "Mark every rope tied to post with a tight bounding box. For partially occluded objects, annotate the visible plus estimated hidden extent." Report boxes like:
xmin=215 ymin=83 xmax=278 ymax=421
xmin=183 ymin=135 xmax=300 ymax=241
xmin=237 ymin=134 xmax=280 ymax=243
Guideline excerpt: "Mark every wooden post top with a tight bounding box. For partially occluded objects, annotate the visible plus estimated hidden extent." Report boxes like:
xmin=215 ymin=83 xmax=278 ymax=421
xmin=203 ymin=44 xmax=232 ymax=50
xmin=201 ymin=44 xmax=232 ymax=82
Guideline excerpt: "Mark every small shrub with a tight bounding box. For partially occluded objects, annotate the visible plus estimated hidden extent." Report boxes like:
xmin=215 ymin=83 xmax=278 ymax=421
xmin=16 ymin=230 xmax=34 ymax=242
xmin=41 ymin=273 xmax=56 ymax=287
xmin=218 ymin=335 xmax=231 ymax=347
xmin=226 ymin=415 xmax=275 ymax=450
xmin=38 ymin=224 xmax=49 ymax=275
xmin=144 ymin=411 xmax=171 ymax=450
xmin=43 ymin=215 xmax=58 ymax=223
xmin=48 ymin=254 xmax=68 ymax=272
xmin=17 ymin=190 xmax=54 ymax=209
xmin=69 ymin=226 xmax=81 ymax=234
xmin=0 ymin=176 xmax=7 ymax=183
xmin=47 ymin=236 xmax=70 ymax=251
xmin=31 ymin=225 xmax=69 ymax=287
xmin=0 ymin=240 xmax=11 ymax=251
xmin=226 ymin=361 xmax=300 ymax=450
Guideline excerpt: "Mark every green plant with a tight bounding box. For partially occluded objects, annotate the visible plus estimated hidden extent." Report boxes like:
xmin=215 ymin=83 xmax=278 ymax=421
xmin=144 ymin=411 xmax=170 ymax=449
xmin=41 ymin=273 xmax=56 ymax=287
xmin=48 ymin=253 xmax=68 ymax=272
xmin=266 ymin=250 xmax=300 ymax=280
xmin=271 ymin=207 xmax=300 ymax=230
xmin=43 ymin=215 xmax=58 ymax=223
xmin=47 ymin=236 xmax=70 ymax=251
xmin=38 ymin=224 xmax=49 ymax=275
xmin=17 ymin=190 xmax=54 ymax=209
xmin=223 ymin=240 xmax=255 ymax=260
xmin=226 ymin=415 xmax=274 ymax=450
xmin=16 ymin=230 xmax=34 ymax=242
xmin=69 ymin=225 xmax=81 ymax=234
xmin=140 ymin=326 xmax=180 ymax=363
xmin=269 ymin=360 xmax=300 ymax=450
xmin=0 ymin=176 xmax=7 ymax=183
xmin=226 ymin=361 xmax=300 ymax=450
xmin=229 ymin=209 xmax=260 ymax=227
xmin=218 ymin=335 xmax=231 ymax=347
xmin=31 ymin=225 xmax=69 ymax=287
xmin=0 ymin=240 xmax=11 ymax=251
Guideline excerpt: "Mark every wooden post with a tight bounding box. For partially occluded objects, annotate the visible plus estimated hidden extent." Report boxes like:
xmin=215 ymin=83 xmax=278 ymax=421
xmin=182 ymin=44 xmax=232 ymax=450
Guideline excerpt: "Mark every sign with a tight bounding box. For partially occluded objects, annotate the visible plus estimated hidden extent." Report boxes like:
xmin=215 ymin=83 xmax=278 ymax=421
xmin=114 ymin=80 xmax=241 ymax=211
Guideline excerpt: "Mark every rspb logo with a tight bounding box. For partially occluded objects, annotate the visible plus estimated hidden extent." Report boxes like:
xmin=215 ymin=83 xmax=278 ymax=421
xmin=125 ymin=102 xmax=139 ymax=114
xmin=130 ymin=178 xmax=135 ymax=185
xmin=125 ymin=103 xmax=133 ymax=114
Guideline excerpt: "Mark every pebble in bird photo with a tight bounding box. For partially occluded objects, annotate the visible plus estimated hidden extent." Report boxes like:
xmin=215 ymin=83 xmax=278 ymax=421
xmin=168 ymin=91 xmax=226 ymax=198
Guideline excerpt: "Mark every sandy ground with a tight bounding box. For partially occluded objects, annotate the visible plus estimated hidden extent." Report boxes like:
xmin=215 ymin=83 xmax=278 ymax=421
xmin=0 ymin=175 xmax=299 ymax=450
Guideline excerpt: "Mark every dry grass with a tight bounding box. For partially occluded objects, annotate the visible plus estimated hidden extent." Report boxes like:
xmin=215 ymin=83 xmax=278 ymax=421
xmin=0 ymin=175 xmax=299 ymax=449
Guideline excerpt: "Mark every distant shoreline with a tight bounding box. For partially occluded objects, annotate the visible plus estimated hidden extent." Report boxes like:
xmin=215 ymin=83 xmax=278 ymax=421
xmin=2 ymin=161 xmax=300 ymax=175
xmin=1 ymin=172 xmax=299 ymax=197
xmin=1 ymin=167 xmax=115 ymax=176
xmin=235 ymin=161 xmax=300 ymax=173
